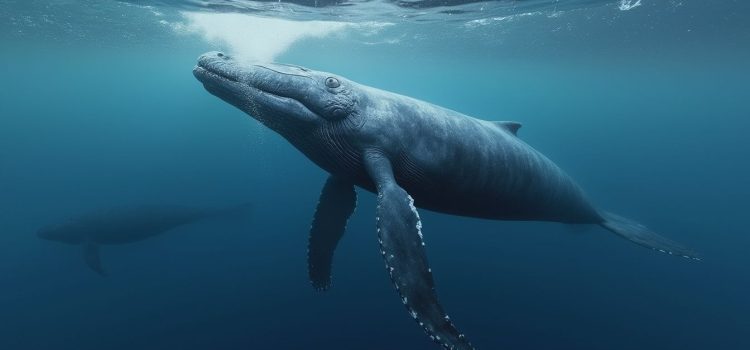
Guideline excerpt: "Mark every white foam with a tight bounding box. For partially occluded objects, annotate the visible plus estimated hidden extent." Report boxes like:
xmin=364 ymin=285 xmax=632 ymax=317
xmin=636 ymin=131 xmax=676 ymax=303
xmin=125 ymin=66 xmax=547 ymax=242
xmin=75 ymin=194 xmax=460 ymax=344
xmin=464 ymin=11 xmax=543 ymax=28
xmin=179 ymin=12 xmax=348 ymax=62
xmin=619 ymin=0 xmax=642 ymax=11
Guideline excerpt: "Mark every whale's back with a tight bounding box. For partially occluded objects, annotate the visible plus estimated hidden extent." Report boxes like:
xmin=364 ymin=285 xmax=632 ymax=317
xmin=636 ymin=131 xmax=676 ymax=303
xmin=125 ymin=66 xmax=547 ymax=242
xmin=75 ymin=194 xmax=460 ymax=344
xmin=375 ymin=96 xmax=601 ymax=223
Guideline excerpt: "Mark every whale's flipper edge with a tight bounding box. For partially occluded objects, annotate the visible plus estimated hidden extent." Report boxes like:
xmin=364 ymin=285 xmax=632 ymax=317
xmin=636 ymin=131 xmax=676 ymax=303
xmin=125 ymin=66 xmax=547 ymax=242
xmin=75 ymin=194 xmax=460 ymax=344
xmin=364 ymin=151 xmax=475 ymax=350
xmin=83 ymin=241 xmax=106 ymax=276
xmin=600 ymin=212 xmax=701 ymax=261
xmin=308 ymin=176 xmax=357 ymax=291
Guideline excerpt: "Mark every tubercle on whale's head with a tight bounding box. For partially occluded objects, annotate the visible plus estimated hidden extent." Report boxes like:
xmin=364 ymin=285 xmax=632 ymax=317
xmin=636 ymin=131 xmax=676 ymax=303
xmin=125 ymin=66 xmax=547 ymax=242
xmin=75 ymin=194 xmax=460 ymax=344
xmin=193 ymin=52 xmax=365 ymax=140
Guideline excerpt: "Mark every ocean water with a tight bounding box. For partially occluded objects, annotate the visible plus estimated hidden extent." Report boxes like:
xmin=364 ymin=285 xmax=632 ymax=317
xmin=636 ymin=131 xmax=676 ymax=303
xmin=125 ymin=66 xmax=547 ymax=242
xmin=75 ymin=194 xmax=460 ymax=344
xmin=1 ymin=0 xmax=749 ymax=349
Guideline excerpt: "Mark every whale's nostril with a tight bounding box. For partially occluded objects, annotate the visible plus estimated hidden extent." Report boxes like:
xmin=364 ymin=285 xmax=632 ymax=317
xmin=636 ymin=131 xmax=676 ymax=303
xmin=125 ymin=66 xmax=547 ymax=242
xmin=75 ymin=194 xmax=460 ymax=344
xmin=217 ymin=52 xmax=224 ymax=57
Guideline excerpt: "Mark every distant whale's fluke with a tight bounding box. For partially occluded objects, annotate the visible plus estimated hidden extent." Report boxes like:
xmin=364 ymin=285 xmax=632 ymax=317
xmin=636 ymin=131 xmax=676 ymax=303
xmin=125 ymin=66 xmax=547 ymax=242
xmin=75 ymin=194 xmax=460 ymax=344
xmin=600 ymin=212 xmax=701 ymax=260
xmin=84 ymin=242 xmax=106 ymax=276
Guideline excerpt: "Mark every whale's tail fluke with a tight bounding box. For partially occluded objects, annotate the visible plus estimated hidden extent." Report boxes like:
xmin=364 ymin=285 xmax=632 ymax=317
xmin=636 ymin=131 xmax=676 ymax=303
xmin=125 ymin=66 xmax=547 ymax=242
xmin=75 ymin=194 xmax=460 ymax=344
xmin=83 ymin=242 xmax=107 ymax=276
xmin=599 ymin=212 xmax=701 ymax=261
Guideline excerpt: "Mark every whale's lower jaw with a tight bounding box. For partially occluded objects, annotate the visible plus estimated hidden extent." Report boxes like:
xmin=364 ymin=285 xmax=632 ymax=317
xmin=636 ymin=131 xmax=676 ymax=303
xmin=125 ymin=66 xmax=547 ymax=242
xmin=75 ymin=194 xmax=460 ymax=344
xmin=193 ymin=58 xmax=321 ymax=136
xmin=193 ymin=55 xmax=315 ymax=118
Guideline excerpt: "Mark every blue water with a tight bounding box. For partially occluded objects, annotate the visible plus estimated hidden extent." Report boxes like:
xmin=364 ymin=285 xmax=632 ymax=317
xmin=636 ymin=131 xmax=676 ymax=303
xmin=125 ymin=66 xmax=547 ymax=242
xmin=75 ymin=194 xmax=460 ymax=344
xmin=1 ymin=0 xmax=749 ymax=349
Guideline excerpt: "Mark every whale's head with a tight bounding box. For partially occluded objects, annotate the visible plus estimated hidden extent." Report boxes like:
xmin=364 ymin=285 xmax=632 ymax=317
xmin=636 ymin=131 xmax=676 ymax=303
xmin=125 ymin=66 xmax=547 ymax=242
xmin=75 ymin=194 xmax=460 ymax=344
xmin=193 ymin=52 xmax=364 ymax=141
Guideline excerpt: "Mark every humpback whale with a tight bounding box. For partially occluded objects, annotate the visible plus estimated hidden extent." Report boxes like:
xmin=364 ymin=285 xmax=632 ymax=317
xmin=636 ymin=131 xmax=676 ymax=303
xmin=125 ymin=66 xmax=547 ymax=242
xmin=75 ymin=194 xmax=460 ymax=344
xmin=37 ymin=204 xmax=250 ymax=275
xmin=193 ymin=52 xmax=698 ymax=350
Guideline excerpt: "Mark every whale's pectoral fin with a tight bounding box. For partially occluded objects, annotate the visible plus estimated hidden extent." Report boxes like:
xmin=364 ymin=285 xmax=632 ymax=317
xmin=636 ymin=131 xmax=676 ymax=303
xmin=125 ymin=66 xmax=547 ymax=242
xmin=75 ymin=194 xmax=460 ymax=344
xmin=308 ymin=176 xmax=357 ymax=291
xmin=83 ymin=241 xmax=106 ymax=276
xmin=364 ymin=151 xmax=474 ymax=350
xmin=600 ymin=212 xmax=701 ymax=261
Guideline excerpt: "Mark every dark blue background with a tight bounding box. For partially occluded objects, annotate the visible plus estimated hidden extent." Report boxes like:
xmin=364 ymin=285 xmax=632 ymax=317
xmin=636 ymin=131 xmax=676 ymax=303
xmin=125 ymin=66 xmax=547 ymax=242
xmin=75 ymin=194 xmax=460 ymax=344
xmin=1 ymin=1 xmax=748 ymax=349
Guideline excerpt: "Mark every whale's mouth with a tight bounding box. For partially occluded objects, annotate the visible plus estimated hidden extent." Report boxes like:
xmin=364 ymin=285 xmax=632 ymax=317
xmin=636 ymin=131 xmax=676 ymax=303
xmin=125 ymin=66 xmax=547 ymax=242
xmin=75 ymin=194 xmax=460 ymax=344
xmin=194 ymin=62 xmax=293 ymax=105
xmin=193 ymin=60 xmax=241 ymax=86
xmin=195 ymin=66 xmax=236 ymax=83
xmin=194 ymin=60 xmax=303 ymax=104
xmin=193 ymin=54 xmax=319 ymax=125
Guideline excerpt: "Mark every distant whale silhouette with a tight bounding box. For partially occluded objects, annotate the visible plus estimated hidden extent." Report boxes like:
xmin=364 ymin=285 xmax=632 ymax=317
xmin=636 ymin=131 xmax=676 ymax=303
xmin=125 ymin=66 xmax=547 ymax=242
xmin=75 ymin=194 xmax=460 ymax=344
xmin=37 ymin=204 xmax=251 ymax=275
xmin=194 ymin=52 xmax=699 ymax=350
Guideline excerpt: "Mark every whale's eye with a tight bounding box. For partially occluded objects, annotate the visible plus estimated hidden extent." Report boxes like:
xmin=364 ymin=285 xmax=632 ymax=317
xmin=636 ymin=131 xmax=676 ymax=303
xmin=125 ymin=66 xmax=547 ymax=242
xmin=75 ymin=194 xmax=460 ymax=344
xmin=325 ymin=77 xmax=340 ymax=89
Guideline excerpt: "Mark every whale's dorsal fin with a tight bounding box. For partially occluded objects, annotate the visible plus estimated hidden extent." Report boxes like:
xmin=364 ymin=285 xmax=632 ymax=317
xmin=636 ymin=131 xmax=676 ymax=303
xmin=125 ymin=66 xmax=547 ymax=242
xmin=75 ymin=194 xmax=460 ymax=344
xmin=493 ymin=121 xmax=522 ymax=136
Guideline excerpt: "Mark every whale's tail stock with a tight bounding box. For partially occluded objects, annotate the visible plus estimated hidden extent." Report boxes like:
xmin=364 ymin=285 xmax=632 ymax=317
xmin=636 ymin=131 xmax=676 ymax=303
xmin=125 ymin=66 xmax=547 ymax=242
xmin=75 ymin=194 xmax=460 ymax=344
xmin=599 ymin=212 xmax=701 ymax=261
